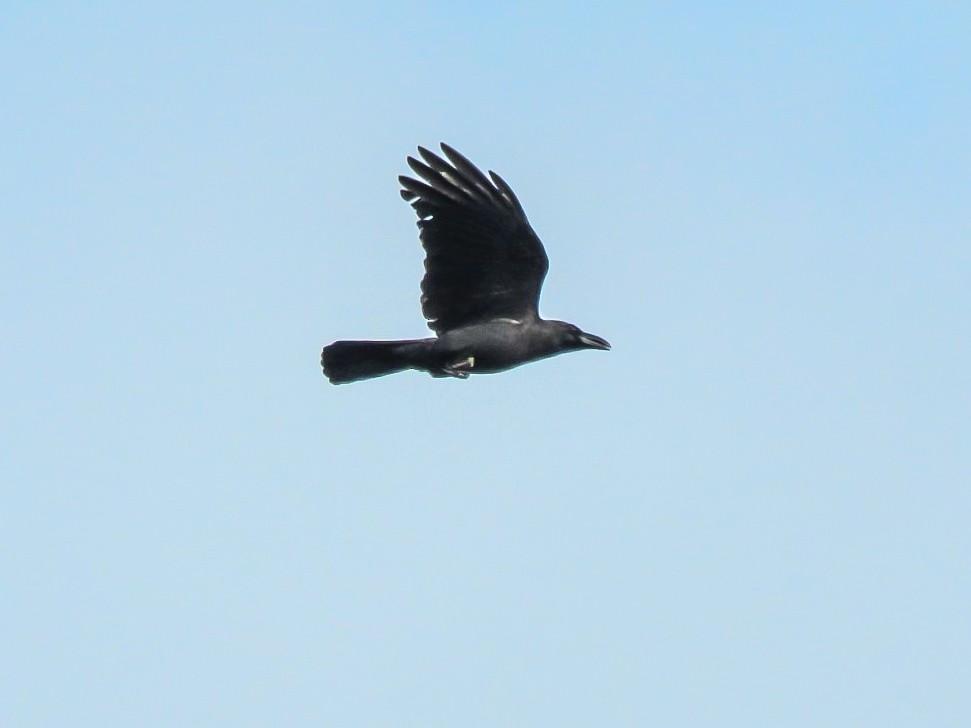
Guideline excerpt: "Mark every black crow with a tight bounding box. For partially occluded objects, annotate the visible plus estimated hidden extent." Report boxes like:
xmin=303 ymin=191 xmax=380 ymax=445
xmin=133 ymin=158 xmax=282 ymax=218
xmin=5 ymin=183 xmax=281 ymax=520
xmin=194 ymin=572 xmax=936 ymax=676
xmin=321 ymin=144 xmax=610 ymax=384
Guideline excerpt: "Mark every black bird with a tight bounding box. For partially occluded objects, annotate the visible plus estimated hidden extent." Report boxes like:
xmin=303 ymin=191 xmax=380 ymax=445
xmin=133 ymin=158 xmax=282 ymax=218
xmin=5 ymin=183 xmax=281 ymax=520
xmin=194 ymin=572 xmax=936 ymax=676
xmin=321 ymin=144 xmax=610 ymax=384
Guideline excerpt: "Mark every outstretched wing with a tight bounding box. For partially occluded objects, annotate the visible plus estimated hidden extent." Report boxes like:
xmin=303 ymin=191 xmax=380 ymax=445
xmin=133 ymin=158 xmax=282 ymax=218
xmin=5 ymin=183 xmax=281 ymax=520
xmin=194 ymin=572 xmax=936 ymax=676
xmin=399 ymin=143 xmax=550 ymax=334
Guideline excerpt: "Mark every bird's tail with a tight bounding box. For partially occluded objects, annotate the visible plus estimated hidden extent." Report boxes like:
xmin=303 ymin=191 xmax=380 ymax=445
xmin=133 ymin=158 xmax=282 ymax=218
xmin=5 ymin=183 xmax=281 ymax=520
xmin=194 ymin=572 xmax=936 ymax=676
xmin=321 ymin=339 xmax=433 ymax=384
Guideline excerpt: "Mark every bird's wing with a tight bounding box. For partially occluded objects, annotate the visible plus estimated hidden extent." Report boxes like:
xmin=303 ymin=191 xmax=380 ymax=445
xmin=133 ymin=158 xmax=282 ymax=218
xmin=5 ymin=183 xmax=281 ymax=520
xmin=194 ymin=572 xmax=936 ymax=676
xmin=399 ymin=143 xmax=550 ymax=334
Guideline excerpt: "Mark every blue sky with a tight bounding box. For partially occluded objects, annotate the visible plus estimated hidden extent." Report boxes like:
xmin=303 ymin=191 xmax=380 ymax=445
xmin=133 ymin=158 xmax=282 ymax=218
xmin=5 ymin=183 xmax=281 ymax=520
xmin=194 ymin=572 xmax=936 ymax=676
xmin=3 ymin=2 xmax=969 ymax=725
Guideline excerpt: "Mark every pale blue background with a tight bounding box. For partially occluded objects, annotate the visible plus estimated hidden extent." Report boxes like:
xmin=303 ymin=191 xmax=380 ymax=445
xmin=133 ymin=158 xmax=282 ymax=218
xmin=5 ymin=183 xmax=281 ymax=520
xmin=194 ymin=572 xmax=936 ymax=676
xmin=3 ymin=3 xmax=969 ymax=726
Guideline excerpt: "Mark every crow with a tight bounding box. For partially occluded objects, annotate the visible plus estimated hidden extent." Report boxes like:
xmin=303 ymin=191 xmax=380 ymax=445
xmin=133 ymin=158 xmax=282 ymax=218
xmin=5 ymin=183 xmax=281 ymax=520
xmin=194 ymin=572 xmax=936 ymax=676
xmin=321 ymin=144 xmax=610 ymax=384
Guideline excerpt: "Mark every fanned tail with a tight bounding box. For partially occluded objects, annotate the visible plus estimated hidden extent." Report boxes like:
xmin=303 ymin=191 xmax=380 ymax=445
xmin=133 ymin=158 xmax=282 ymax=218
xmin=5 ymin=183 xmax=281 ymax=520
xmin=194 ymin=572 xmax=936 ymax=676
xmin=320 ymin=339 xmax=432 ymax=384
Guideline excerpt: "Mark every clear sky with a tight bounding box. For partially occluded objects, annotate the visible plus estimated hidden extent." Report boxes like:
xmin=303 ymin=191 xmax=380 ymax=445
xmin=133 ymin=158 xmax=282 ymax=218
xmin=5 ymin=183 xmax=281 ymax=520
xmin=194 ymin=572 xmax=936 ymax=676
xmin=3 ymin=2 xmax=969 ymax=726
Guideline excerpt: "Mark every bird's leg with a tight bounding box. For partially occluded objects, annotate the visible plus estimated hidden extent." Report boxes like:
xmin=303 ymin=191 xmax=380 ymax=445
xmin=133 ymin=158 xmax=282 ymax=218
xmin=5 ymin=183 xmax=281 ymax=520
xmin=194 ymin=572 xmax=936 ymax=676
xmin=442 ymin=355 xmax=475 ymax=379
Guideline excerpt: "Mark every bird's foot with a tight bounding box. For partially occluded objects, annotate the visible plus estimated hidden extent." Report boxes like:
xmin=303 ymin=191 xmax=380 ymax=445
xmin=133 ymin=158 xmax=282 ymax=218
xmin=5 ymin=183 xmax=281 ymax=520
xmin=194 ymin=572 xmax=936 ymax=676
xmin=442 ymin=356 xmax=475 ymax=379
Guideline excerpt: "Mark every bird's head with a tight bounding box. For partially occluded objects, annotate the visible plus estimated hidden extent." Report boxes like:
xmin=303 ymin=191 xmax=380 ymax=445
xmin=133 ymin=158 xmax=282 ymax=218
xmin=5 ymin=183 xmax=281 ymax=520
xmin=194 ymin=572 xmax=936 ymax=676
xmin=551 ymin=322 xmax=611 ymax=352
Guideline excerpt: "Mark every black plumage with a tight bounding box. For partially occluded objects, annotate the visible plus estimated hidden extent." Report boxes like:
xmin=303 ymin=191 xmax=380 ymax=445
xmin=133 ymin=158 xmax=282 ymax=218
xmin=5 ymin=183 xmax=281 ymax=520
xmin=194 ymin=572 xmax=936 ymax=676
xmin=321 ymin=144 xmax=609 ymax=384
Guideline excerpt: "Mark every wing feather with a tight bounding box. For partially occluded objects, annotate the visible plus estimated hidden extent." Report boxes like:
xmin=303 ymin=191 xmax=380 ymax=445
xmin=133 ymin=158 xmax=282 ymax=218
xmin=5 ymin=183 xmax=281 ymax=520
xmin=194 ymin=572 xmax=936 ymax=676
xmin=399 ymin=144 xmax=550 ymax=333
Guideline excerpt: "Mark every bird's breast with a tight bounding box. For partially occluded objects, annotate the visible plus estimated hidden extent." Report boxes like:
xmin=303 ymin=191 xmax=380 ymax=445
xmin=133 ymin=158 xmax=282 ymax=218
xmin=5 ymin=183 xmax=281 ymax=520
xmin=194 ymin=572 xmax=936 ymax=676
xmin=434 ymin=320 xmax=538 ymax=373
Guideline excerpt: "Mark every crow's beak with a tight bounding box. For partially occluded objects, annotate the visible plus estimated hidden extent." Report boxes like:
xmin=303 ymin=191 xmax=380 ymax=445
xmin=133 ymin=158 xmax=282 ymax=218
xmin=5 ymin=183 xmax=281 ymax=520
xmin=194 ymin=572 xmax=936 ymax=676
xmin=577 ymin=331 xmax=611 ymax=351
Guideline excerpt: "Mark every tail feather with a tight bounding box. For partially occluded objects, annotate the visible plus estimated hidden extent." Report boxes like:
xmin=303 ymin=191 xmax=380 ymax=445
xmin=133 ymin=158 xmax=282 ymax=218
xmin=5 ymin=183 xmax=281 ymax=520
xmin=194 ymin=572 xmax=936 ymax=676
xmin=321 ymin=339 xmax=432 ymax=384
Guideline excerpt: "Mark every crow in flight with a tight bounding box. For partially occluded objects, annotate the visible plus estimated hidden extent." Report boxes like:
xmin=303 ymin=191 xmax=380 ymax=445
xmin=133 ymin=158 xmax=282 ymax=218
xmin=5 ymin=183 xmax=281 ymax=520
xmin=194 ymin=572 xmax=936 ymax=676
xmin=321 ymin=144 xmax=610 ymax=384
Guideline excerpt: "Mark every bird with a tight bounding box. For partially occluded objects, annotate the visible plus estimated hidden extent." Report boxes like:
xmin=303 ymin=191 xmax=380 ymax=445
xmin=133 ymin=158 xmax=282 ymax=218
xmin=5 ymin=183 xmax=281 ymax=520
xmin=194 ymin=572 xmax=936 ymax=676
xmin=321 ymin=143 xmax=610 ymax=384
